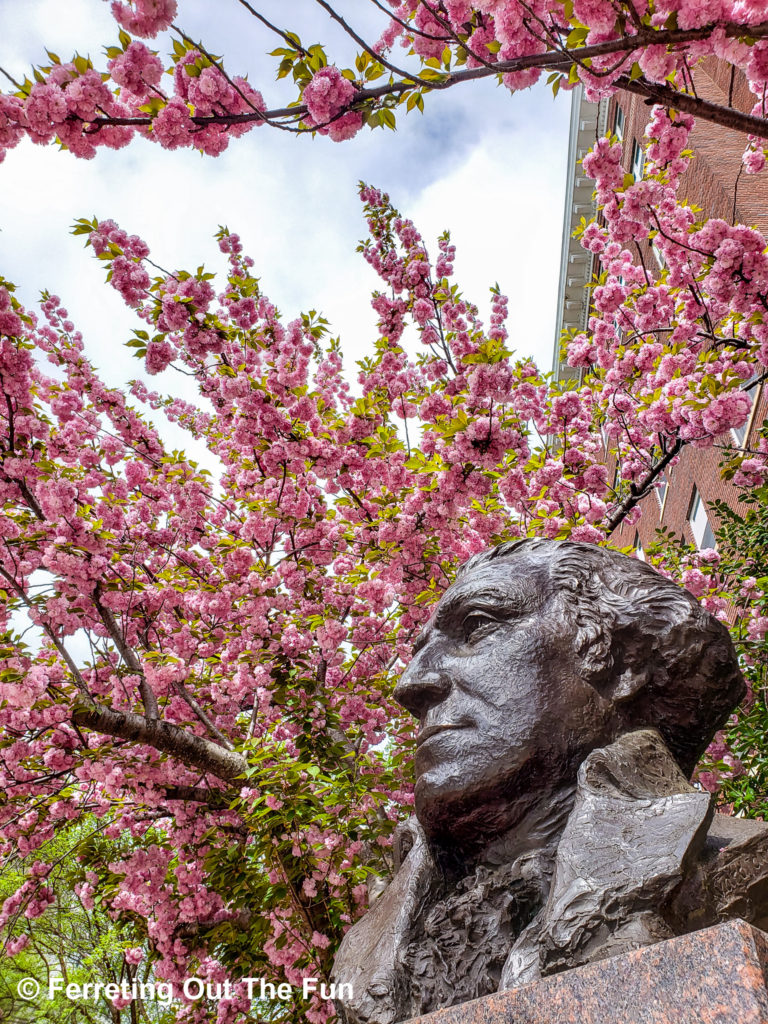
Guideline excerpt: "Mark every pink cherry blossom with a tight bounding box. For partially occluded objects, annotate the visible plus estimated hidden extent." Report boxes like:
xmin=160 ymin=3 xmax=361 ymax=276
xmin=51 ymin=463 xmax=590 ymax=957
xmin=108 ymin=41 xmax=164 ymax=98
xmin=111 ymin=0 xmax=177 ymax=38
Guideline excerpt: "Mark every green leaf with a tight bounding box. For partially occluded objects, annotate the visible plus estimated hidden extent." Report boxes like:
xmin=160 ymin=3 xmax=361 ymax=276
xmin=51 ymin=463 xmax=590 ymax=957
xmin=419 ymin=68 xmax=448 ymax=83
xmin=276 ymin=58 xmax=293 ymax=80
xmin=139 ymin=97 xmax=165 ymax=116
xmin=565 ymin=26 xmax=589 ymax=47
xmin=308 ymin=44 xmax=328 ymax=73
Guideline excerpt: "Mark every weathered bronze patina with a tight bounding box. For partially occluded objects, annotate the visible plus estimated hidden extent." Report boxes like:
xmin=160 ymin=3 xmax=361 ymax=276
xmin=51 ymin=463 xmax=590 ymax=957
xmin=332 ymin=539 xmax=768 ymax=1024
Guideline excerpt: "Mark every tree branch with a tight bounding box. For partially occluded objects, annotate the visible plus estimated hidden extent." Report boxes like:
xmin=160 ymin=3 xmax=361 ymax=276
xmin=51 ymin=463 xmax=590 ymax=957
xmin=162 ymin=785 xmax=233 ymax=807
xmin=0 ymin=563 xmax=94 ymax=703
xmin=615 ymin=74 xmax=768 ymax=139
xmin=174 ymin=908 xmax=253 ymax=940
xmin=92 ymin=590 xmax=159 ymax=723
xmin=311 ymin=0 xmax=423 ymax=86
xmin=174 ymin=678 xmax=235 ymax=750
xmin=604 ymin=437 xmax=683 ymax=534
xmin=82 ymin=20 xmax=768 ymax=140
xmin=72 ymin=705 xmax=247 ymax=781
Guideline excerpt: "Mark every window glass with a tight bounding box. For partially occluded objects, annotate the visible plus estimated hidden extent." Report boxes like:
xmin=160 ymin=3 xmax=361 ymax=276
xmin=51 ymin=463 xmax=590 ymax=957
xmin=615 ymin=105 xmax=625 ymax=142
xmin=689 ymin=488 xmax=716 ymax=550
xmin=631 ymin=140 xmax=644 ymax=181
xmin=656 ymin=471 xmax=668 ymax=508
xmin=732 ymin=375 xmax=759 ymax=446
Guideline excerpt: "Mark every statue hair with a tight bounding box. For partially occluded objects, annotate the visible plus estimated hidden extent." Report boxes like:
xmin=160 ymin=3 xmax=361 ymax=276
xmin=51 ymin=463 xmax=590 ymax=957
xmin=457 ymin=539 xmax=745 ymax=777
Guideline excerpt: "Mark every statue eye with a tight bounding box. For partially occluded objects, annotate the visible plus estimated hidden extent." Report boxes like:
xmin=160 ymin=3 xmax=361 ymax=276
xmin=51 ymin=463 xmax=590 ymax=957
xmin=462 ymin=612 xmax=495 ymax=642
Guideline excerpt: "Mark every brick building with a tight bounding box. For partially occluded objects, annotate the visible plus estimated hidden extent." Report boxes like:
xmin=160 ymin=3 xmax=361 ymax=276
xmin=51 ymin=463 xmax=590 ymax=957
xmin=553 ymin=71 xmax=768 ymax=556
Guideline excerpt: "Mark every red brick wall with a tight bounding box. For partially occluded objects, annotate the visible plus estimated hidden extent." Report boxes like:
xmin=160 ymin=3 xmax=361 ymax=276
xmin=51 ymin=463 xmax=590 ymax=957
xmin=612 ymin=385 xmax=767 ymax=550
xmin=603 ymin=71 xmax=768 ymax=549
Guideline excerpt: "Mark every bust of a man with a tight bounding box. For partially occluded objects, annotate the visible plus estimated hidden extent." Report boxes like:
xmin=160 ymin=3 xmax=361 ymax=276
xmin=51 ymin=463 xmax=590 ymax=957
xmin=332 ymin=540 xmax=768 ymax=1024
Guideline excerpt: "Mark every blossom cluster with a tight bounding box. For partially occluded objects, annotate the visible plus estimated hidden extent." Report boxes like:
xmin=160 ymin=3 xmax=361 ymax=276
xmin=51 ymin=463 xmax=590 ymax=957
xmin=0 ymin=39 xmax=266 ymax=163
xmin=112 ymin=0 xmax=178 ymax=38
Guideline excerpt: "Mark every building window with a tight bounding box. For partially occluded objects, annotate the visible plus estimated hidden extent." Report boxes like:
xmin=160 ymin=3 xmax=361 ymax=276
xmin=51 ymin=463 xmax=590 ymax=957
xmin=631 ymin=139 xmax=644 ymax=182
xmin=656 ymin=470 xmax=668 ymax=509
xmin=614 ymin=105 xmax=625 ymax=142
xmin=689 ymin=487 xmax=716 ymax=550
xmin=732 ymin=375 xmax=760 ymax=447
xmin=634 ymin=532 xmax=645 ymax=561
xmin=651 ymin=239 xmax=666 ymax=269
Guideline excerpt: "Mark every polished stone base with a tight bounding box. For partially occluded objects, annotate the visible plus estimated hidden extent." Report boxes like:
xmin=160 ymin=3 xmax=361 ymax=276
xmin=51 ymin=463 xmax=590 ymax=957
xmin=408 ymin=920 xmax=768 ymax=1024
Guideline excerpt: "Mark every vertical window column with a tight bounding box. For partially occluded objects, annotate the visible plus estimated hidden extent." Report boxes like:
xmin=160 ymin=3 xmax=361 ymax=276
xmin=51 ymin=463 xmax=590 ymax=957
xmin=614 ymin=104 xmax=625 ymax=142
xmin=689 ymin=487 xmax=716 ymax=550
xmin=631 ymin=139 xmax=644 ymax=181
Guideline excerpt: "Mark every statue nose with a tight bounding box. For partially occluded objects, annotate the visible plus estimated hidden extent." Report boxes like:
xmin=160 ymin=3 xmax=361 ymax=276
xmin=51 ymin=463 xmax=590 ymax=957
xmin=394 ymin=667 xmax=451 ymax=719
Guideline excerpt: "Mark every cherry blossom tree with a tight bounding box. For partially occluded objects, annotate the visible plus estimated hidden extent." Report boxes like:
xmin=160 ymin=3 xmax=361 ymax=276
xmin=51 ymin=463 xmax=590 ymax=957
xmin=0 ymin=818 xmax=171 ymax=1024
xmin=645 ymin=481 xmax=768 ymax=818
xmin=0 ymin=155 xmax=767 ymax=1020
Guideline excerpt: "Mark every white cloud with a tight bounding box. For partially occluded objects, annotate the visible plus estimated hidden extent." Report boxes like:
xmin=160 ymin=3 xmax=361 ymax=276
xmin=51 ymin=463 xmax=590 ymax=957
xmin=411 ymin=113 xmax=569 ymax=371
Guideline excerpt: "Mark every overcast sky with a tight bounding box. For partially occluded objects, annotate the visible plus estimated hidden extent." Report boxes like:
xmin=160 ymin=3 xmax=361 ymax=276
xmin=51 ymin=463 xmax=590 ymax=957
xmin=0 ymin=0 xmax=571 ymax=413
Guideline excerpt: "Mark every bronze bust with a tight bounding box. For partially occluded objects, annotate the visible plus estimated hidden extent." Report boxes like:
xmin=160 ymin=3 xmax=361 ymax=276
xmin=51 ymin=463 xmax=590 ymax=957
xmin=332 ymin=540 xmax=768 ymax=1023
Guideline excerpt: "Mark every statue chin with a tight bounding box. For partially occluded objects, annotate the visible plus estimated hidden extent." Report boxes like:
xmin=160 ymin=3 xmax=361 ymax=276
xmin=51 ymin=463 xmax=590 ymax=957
xmin=414 ymin=772 xmax=527 ymax=851
xmin=414 ymin=785 xmax=477 ymax=844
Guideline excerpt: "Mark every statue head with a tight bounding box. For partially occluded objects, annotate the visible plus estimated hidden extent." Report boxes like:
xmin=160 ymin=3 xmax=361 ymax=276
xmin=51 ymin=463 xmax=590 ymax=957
xmin=394 ymin=539 xmax=745 ymax=846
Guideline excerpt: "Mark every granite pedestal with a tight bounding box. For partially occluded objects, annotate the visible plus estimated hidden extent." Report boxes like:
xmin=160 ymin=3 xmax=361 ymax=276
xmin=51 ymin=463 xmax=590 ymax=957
xmin=408 ymin=920 xmax=768 ymax=1024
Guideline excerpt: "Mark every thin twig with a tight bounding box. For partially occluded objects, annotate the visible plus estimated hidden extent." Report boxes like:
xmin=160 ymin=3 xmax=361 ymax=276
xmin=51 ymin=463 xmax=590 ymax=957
xmin=0 ymin=65 xmax=24 ymax=91
xmin=312 ymin=0 xmax=424 ymax=86
xmin=233 ymin=0 xmax=310 ymax=54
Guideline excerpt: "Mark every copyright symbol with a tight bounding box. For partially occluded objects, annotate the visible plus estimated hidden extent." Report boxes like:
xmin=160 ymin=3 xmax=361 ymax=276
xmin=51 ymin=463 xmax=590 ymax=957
xmin=17 ymin=978 xmax=40 ymax=1000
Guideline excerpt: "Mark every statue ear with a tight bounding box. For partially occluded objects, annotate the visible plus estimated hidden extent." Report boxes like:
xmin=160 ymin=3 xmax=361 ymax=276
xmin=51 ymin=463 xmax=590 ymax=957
xmin=604 ymin=622 xmax=655 ymax=704
xmin=572 ymin=588 xmax=652 ymax=704
xmin=611 ymin=665 xmax=649 ymax=703
xmin=578 ymin=617 xmax=651 ymax=705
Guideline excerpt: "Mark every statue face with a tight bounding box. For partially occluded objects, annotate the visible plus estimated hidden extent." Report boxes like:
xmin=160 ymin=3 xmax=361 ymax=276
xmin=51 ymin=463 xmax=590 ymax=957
xmin=394 ymin=553 xmax=617 ymax=843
